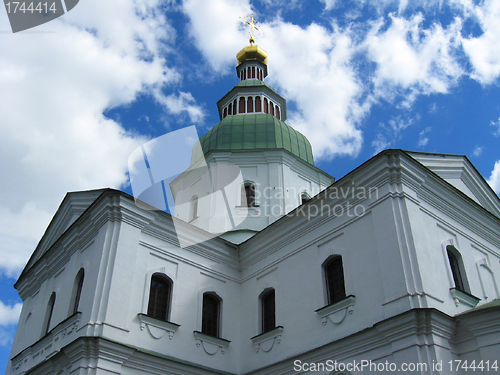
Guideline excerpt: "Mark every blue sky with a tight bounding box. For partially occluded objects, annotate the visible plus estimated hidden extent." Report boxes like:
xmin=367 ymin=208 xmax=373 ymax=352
xmin=2 ymin=0 xmax=500 ymax=371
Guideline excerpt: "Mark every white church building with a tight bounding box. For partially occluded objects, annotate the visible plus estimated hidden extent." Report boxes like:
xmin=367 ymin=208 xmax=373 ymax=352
xmin=5 ymin=39 xmax=500 ymax=375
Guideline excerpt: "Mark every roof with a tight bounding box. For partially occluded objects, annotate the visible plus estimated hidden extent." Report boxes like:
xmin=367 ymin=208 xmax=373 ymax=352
xmin=235 ymin=79 xmax=276 ymax=92
xmin=197 ymin=113 xmax=314 ymax=165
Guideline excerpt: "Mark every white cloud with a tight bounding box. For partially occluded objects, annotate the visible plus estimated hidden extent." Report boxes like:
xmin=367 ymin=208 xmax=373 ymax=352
xmin=473 ymin=146 xmax=484 ymax=157
xmin=0 ymin=0 xmax=203 ymax=277
xmin=182 ymin=0 xmax=253 ymax=73
xmin=418 ymin=126 xmax=432 ymax=147
xmin=260 ymin=22 xmax=365 ymax=159
xmin=154 ymin=91 xmax=206 ymax=123
xmin=488 ymin=160 xmax=500 ymax=194
xmin=461 ymin=0 xmax=500 ymax=84
xmin=364 ymin=13 xmax=463 ymax=103
xmin=0 ymin=301 xmax=21 ymax=348
xmin=0 ymin=301 xmax=22 ymax=326
xmin=372 ymin=133 xmax=391 ymax=154
xmin=320 ymin=0 xmax=338 ymax=10
xmin=491 ymin=117 xmax=500 ymax=137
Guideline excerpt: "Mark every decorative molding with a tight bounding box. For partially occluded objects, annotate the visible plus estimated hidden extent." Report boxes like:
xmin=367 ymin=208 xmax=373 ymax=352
xmin=250 ymin=326 xmax=283 ymax=353
xmin=193 ymin=331 xmax=230 ymax=355
xmin=449 ymin=288 xmax=480 ymax=308
xmin=138 ymin=314 xmax=179 ymax=340
xmin=10 ymin=313 xmax=81 ymax=374
xmin=315 ymin=295 xmax=355 ymax=326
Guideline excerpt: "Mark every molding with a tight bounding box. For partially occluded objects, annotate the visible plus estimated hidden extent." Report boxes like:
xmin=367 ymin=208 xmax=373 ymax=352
xmin=315 ymin=295 xmax=355 ymax=326
xmin=382 ymin=292 xmax=444 ymax=306
xmin=449 ymin=288 xmax=481 ymax=308
xmin=10 ymin=312 xmax=81 ymax=374
xmin=255 ymin=266 xmax=278 ymax=280
xmin=193 ymin=331 xmax=230 ymax=355
xmin=139 ymin=241 xmax=240 ymax=284
xmin=138 ymin=314 xmax=180 ymax=340
xmin=250 ymin=326 xmax=283 ymax=353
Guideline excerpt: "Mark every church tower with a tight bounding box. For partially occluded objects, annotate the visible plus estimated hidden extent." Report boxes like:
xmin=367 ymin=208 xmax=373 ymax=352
xmin=170 ymin=35 xmax=333 ymax=243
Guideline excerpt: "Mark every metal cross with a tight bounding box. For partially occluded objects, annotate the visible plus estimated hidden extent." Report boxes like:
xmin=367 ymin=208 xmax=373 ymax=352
xmin=242 ymin=14 xmax=260 ymax=43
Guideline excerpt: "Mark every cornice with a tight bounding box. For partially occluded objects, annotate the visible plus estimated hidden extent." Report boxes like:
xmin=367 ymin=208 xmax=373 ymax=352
xmin=15 ymin=191 xmax=157 ymax=295
xmin=417 ymin=180 xmax=500 ymax=250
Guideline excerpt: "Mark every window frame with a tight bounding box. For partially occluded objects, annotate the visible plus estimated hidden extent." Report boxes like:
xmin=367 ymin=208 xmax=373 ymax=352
xmin=324 ymin=255 xmax=347 ymax=305
xmin=43 ymin=292 xmax=56 ymax=336
xmin=300 ymin=192 xmax=311 ymax=205
xmin=446 ymin=245 xmax=469 ymax=293
xmin=201 ymin=292 xmax=221 ymax=338
xmin=147 ymin=273 xmax=173 ymax=322
xmin=71 ymin=269 xmax=84 ymax=315
xmin=241 ymin=182 xmax=256 ymax=207
xmin=190 ymin=196 xmax=199 ymax=222
xmin=260 ymin=288 xmax=276 ymax=334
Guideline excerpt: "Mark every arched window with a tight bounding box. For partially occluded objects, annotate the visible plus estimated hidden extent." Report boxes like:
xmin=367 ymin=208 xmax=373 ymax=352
xmin=264 ymin=98 xmax=268 ymax=113
xmin=447 ymin=246 xmax=467 ymax=292
xmin=147 ymin=274 xmax=172 ymax=321
xmin=247 ymin=96 xmax=254 ymax=113
xmin=324 ymin=256 xmax=346 ymax=304
xmin=72 ymin=269 xmax=84 ymax=315
xmin=233 ymin=99 xmax=237 ymax=115
xmin=301 ymin=193 xmax=310 ymax=205
xmin=259 ymin=69 xmax=263 ymax=81
xmin=251 ymin=66 xmax=255 ymax=78
xmin=202 ymin=293 xmax=220 ymax=337
xmin=190 ymin=197 xmax=198 ymax=221
xmin=223 ymin=107 xmax=227 ymax=118
xmin=255 ymin=96 xmax=261 ymax=112
xmin=241 ymin=183 xmax=256 ymax=207
xmin=261 ymin=289 xmax=276 ymax=333
xmin=43 ymin=292 xmax=56 ymax=336
xmin=270 ymin=101 xmax=275 ymax=116
xmin=239 ymin=97 xmax=246 ymax=114
xmin=228 ymin=103 xmax=232 ymax=117
xmin=275 ymin=106 xmax=280 ymax=120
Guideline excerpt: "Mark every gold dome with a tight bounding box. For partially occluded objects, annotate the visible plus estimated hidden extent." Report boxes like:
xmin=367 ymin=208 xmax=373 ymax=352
xmin=236 ymin=43 xmax=268 ymax=67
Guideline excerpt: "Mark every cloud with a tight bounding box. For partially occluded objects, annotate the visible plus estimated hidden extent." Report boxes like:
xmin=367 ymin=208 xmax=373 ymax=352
xmin=0 ymin=301 xmax=22 ymax=327
xmin=0 ymin=301 xmax=21 ymax=348
xmin=320 ymin=0 xmax=338 ymax=11
xmin=372 ymin=133 xmax=391 ymax=154
xmin=488 ymin=161 xmax=500 ymax=194
xmin=491 ymin=117 xmax=500 ymax=137
xmin=472 ymin=146 xmax=484 ymax=157
xmin=461 ymin=0 xmax=500 ymax=84
xmin=156 ymin=91 xmax=206 ymax=123
xmin=260 ymin=22 xmax=366 ymax=159
xmin=182 ymin=0 xmax=253 ymax=73
xmin=364 ymin=13 xmax=463 ymax=105
xmin=418 ymin=126 xmax=432 ymax=147
xmin=0 ymin=0 xmax=202 ymax=277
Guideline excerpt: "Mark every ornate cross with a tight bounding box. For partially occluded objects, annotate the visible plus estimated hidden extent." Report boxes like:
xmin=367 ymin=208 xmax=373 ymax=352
xmin=242 ymin=14 xmax=260 ymax=44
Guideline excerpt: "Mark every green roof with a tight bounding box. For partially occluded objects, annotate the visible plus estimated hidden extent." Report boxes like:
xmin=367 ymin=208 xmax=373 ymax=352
xmin=236 ymin=79 xmax=276 ymax=92
xmin=198 ymin=113 xmax=314 ymax=165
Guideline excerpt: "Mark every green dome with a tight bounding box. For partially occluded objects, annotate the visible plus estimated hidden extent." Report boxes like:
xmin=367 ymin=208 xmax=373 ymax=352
xmin=198 ymin=113 xmax=314 ymax=165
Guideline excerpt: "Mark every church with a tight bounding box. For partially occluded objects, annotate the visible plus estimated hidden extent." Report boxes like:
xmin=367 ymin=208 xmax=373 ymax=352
xmin=5 ymin=34 xmax=500 ymax=375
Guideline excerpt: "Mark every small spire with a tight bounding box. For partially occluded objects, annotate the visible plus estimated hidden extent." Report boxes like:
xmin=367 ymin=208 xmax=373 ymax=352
xmin=242 ymin=14 xmax=260 ymax=45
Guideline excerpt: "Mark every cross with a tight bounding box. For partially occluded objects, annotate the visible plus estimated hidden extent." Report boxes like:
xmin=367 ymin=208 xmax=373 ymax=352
xmin=242 ymin=14 xmax=260 ymax=44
